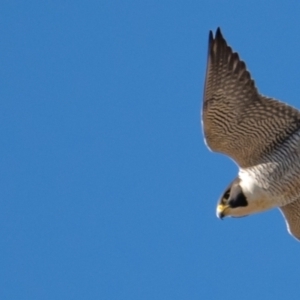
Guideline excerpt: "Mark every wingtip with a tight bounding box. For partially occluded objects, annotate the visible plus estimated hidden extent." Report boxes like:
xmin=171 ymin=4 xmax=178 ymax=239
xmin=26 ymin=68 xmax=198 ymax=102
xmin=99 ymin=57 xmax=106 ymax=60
xmin=208 ymin=30 xmax=213 ymax=45
xmin=208 ymin=27 xmax=224 ymax=43
xmin=215 ymin=27 xmax=224 ymax=41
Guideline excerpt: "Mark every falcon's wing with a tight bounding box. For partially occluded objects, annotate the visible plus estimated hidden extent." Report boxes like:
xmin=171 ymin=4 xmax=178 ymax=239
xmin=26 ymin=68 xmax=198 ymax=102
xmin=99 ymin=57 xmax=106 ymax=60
xmin=279 ymin=199 xmax=300 ymax=240
xmin=202 ymin=28 xmax=300 ymax=168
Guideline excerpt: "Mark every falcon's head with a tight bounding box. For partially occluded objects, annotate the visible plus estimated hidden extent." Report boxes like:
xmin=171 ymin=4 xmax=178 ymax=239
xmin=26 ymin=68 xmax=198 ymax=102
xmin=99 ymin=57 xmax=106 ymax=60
xmin=216 ymin=177 xmax=271 ymax=219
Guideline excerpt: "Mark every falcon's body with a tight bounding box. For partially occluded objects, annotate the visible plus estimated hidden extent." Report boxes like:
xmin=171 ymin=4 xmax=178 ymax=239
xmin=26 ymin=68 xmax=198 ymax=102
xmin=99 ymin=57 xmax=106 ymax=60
xmin=202 ymin=28 xmax=300 ymax=240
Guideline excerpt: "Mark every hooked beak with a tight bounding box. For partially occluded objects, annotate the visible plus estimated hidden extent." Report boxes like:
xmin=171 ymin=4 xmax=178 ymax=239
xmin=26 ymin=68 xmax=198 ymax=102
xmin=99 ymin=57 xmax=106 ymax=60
xmin=217 ymin=204 xmax=229 ymax=219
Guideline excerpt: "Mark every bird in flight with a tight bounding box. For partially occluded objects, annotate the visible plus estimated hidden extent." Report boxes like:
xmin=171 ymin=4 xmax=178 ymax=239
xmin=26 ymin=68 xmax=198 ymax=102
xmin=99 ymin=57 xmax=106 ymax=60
xmin=202 ymin=28 xmax=300 ymax=240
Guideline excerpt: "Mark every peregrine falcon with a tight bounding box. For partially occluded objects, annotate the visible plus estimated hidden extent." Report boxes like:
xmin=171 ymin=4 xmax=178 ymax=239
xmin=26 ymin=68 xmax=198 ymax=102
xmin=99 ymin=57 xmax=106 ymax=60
xmin=202 ymin=28 xmax=300 ymax=240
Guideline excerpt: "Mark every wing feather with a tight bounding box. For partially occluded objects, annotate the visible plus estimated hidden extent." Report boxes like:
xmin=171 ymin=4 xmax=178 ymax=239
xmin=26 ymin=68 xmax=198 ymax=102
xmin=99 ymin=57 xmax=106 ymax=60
xmin=280 ymin=199 xmax=300 ymax=240
xmin=202 ymin=28 xmax=300 ymax=168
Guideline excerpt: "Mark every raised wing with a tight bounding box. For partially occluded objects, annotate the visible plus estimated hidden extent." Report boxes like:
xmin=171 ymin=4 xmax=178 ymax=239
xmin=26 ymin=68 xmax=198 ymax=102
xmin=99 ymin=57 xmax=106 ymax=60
xmin=202 ymin=28 xmax=300 ymax=168
xmin=279 ymin=199 xmax=300 ymax=240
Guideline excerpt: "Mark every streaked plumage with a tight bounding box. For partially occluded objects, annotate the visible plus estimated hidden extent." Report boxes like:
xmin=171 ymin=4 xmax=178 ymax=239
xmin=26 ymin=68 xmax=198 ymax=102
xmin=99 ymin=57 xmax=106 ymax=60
xmin=202 ymin=28 xmax=300 ymax=240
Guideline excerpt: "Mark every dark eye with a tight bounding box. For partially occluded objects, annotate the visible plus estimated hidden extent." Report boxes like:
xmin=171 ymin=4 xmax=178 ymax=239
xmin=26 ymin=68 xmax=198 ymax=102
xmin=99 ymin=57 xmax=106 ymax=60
xmin=223 ymin=189 xmax=230 ymax=201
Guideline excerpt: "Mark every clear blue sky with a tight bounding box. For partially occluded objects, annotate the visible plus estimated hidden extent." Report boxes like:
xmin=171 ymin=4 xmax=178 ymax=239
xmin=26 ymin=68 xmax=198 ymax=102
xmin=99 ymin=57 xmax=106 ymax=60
xmin=1 ymin=1 xmax=300 ymax=299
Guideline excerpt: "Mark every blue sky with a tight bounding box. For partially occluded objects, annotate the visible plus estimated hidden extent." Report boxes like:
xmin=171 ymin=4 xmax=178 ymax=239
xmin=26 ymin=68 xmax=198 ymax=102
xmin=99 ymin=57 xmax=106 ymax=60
xmin=1 ymin=0 xmax=300 ymax=299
